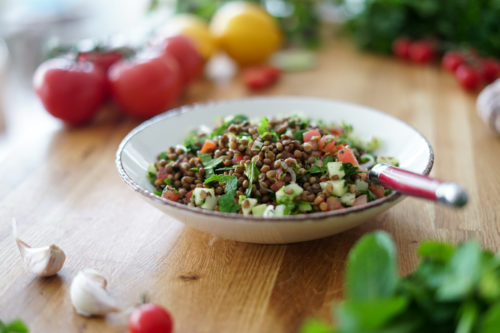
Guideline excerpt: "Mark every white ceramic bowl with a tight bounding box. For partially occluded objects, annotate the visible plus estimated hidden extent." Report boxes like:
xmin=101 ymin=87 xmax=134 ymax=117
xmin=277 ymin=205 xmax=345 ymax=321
xmin=116 ymin=97 xmax=433 ymax=244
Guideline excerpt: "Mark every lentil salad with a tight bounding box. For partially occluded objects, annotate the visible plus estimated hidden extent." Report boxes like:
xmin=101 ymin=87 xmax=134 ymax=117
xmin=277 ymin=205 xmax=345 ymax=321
xmin=148 ymin=115 xmax=399 ymax=216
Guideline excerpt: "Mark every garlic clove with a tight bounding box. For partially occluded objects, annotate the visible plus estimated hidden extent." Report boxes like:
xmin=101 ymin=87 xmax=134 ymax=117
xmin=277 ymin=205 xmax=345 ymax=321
xmin=13 ymin=218 xmax=66 ymax=277
xmin=70 ymin=268 xmax=120 ymax=317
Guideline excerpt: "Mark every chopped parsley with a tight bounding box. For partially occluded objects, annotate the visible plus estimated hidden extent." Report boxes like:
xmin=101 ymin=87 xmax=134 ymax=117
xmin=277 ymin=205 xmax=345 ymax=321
xmin=204 ymin=175 xmax=240 ymax=213
xmin=200 ymin=153 xmax=223 ymax=178
xmin=244 ymin=159 xmax=260 ymax=197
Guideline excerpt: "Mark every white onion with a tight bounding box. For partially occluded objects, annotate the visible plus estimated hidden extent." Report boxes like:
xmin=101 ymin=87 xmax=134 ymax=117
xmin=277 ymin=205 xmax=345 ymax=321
xmin=280 ymin=161 xmax=297 ymax=183
xmin=359 ymin=154 xmax=375 ymax=169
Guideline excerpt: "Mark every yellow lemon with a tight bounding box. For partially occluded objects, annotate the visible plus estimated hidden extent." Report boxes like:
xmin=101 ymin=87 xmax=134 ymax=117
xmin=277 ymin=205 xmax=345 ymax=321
xmin=210 ymin=2 xmax=282 ymax=66
xmin=159 ymin=14 xmax=218 ymax=61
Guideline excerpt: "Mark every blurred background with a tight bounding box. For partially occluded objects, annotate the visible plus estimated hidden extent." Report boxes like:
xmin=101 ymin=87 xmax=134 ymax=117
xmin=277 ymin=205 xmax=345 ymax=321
xmin=0 ymin=0 xmax=499 ymax=128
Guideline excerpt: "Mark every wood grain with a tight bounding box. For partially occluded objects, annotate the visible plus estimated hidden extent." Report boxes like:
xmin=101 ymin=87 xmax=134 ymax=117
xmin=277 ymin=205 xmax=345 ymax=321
xmin=1 ymin=38 xmax=499 ymax=333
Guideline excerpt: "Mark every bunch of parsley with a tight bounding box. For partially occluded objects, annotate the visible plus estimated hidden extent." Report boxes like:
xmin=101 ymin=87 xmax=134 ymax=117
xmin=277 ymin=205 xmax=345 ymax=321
xmin=335 ymin=0 xmax=500 ymax=57
xmin=301 ymin=231 xmax=500 ymax=333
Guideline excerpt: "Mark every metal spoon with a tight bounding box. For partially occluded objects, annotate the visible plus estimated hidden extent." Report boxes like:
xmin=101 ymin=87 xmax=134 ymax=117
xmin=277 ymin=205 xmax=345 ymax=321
xmin=368 ymin=163 xmax=468 ymax=207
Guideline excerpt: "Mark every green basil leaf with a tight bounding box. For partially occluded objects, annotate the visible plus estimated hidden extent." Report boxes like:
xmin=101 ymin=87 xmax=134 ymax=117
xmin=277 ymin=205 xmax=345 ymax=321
xmin=346 ymin=231 xmax=398 ymax=301
xmin=437 ymin=240 xmax=481 ymax=301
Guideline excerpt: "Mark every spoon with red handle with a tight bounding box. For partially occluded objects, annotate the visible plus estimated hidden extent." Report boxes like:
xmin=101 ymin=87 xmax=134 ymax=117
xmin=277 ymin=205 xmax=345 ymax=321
xmin=368 ymin=163 xmax=468 ymax=207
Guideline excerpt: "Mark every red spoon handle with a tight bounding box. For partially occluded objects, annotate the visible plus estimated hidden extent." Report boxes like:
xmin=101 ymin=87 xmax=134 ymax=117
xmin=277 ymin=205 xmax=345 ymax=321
xmin=369 ymin=164 xmax=468 ymax=207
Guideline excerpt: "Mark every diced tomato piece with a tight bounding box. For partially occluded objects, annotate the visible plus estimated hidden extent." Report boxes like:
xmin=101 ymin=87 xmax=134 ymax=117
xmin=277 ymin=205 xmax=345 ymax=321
xmin=337 ymin=147 xmax=359 ymax=166
xmin=270 ymin=181 xmax=284 ymax=191
xmin=303 ymin=129 xmax=321 ymax=143
xmin=162 ymin=189 xmax=180 ymax=202
xmin=185 ymin=190 xmax=193 ymax=202
xmin=319 ymin=135 xmax=337 ymax=155
xmin=200 ymin=140 xmax=216 ymax=153
xmin=330 ymin=127 xmax=343 ymax=136
xmin=353 ymin=194 xmax=368 ymax=207
xmin=233 ymin=153 xmax=244 ymax=163
xmin=369 ymin=184 xmax=385 ymax=198
xmin=156 ymin=167 xmax=168 ymax=183
xmin=326 ymin=197 xmax=343 ymax=211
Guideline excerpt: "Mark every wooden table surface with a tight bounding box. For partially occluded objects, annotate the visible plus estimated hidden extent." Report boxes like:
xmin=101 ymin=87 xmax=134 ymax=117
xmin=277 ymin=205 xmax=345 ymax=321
xmin=1 ymin=38 xmax=499 ymax=333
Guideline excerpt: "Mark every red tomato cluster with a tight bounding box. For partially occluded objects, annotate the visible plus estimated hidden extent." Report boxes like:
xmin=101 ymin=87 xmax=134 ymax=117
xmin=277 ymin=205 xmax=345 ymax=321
xmin=392 ymin=37 xmax=435 ymax=64
xmin=442 ymin=50 xmax=500 ymax=92
xmin=392 ymin=36 xmax=500 ymax=92
xmin=33 ymin=35 xmax=204 ymax=125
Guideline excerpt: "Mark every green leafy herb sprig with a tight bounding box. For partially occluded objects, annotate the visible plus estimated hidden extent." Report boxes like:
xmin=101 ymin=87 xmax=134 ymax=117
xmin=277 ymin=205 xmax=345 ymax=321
xmin=301 ymin=231 xmax=500 ymax=333
xmin=335 ymin=0 xmax=500 ymax=58
xmin=204 ymin=175 xmax=240 ymax=213
xmin=0 ymin=319 xmax=28 ymax=333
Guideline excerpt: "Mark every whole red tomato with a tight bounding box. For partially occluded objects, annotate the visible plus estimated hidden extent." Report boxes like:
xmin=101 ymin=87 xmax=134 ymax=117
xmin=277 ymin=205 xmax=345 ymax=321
xmin=408 ymin=41 xmax=435 ymax=64
xmin=480 ymin=58 xmax=500 ymax=83
xmin=392 ymin=37 xmax=411 ymax=60
xmin=442 ymin=51 xmax=465 ymax=73
xmin=77 ymin=51 xmax=123 ymax=73
xmin=128 ymin=304 xmax=173 ymax=333
xmin=157 ymin=35 xmax=203 ymax=85
xmin=33 ymin=58 xmax=107 ymax=125
xmin=455 ymin=64 xmax=481 ymax=92
xmin=108 ymin=52 xmax=183 ymax=119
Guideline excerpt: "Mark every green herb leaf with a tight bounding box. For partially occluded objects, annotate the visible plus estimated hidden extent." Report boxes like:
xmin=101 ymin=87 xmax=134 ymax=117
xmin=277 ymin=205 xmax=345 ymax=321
xmin=335 ymin=297 xmax=408 ymax=331
xmin=417 ymin=241 xmax=455 ymax=263
xmin=341 ymin=163 xmax=358 ymax=183
xmin=480 ymin=303 xmax=500 ymax=333
xmin=1 ymin=319 xmax=29 ymax=333
xmin=346 ymin=231 xmax=398 ymax=301
xmin=244 ymin=160 xmax=260 ymax=197
xmin=204 ymin=175 xmax=240 ymax=213
xmin=257 ymin=117 xmax=269 ymax=135
xmin=200 ymin=153 xmax=223 ymax=178
xmin=298 ymin=318 xmax=334 ymax=333
xmin=437 ymin=239 xmax=482 ymax=300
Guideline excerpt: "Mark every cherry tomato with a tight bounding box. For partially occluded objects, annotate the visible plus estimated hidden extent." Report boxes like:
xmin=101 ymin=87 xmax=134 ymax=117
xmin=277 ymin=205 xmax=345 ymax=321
xmin=242 ymin=65 xmax=281 ymax=90
xmin=77 ymin=51 xmax=123 ymax=73
xmin=129 ymin=304 xmax=173 ymax=333
xmin=33 ymin=58 xmax=107 ymax=125
xmin=480 ymin=58 xmax=500 ymax=83
xmin=108 ymin=52 xmax=183 ymax=119
xmin=157 ymin=35 xmax=204 ymax=85
xmin=408 ymin=41 xmax=435 ymax=64
xmin=442 ymin=52 xmax=465 ymax=73
xmin=455 ymin=64 xmax=481 ymax=92
xmin=392 ymin=37 xmax=411 ymax=60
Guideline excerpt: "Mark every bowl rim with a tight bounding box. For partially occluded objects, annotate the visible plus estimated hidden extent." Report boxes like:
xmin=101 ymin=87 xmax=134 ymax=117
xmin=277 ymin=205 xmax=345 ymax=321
xmin=115 ymin=96 xmax=434 ymax=222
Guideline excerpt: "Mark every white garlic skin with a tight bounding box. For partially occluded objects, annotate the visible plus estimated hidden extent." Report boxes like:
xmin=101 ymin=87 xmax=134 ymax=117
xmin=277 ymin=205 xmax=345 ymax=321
xmin=16 ymin=240 xmax=66 ymax=277
xmin=70 ymin=268 xmax=120 ymax=317
xmin=477 ymin=79 xmax=500 ymax=135
xmin=13 ymin=219 xmax=65 ymax=277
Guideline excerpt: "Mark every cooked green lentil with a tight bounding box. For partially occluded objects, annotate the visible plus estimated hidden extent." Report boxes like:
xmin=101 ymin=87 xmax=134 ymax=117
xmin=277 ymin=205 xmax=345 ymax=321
xmin=148 ymin=115 xmax=399 ymax=216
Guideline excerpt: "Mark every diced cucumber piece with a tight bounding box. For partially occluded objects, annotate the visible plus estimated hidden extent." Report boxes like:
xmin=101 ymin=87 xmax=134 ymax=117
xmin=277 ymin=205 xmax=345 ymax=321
xmin=263 ymin=205 xmax=275 ymax=217
xmin=147 ymin=164 xmax=157 ymax=175
xmin=276 ymin=183 xmax=304 ymax=204
xmin=298 ymin=201 xmax=312 ymax=212
xmin=376 ymin=156 xmax=400 ymax=167
xmin=355 ymin=179 xmax=369 ymax=193
xmin=192 ymin=188 xmax=217 ymax=210
xmin=252 ymin=204 xmax=268 ymax=217
xmin=327 ymin=161 xmax=345 ymax=179
xmin=274 ymin=205 xmax=286 ymax=216
xmin=341 ymin=192 xmax=356 ymax=206
xmin=241 ymin=198 xmax=257 ymax=216
xmin=321 ymin=180 xmax=348 ymax=197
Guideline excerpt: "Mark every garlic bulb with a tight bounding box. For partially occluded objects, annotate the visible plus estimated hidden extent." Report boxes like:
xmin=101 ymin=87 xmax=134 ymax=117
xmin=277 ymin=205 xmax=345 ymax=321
xmin=70 ymin=268 xmax=120 ymax=317
xmin=477 ymin=79 xmax=500 ymax=135
xmin=12 ymin=218 xmax=65 ymax=277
